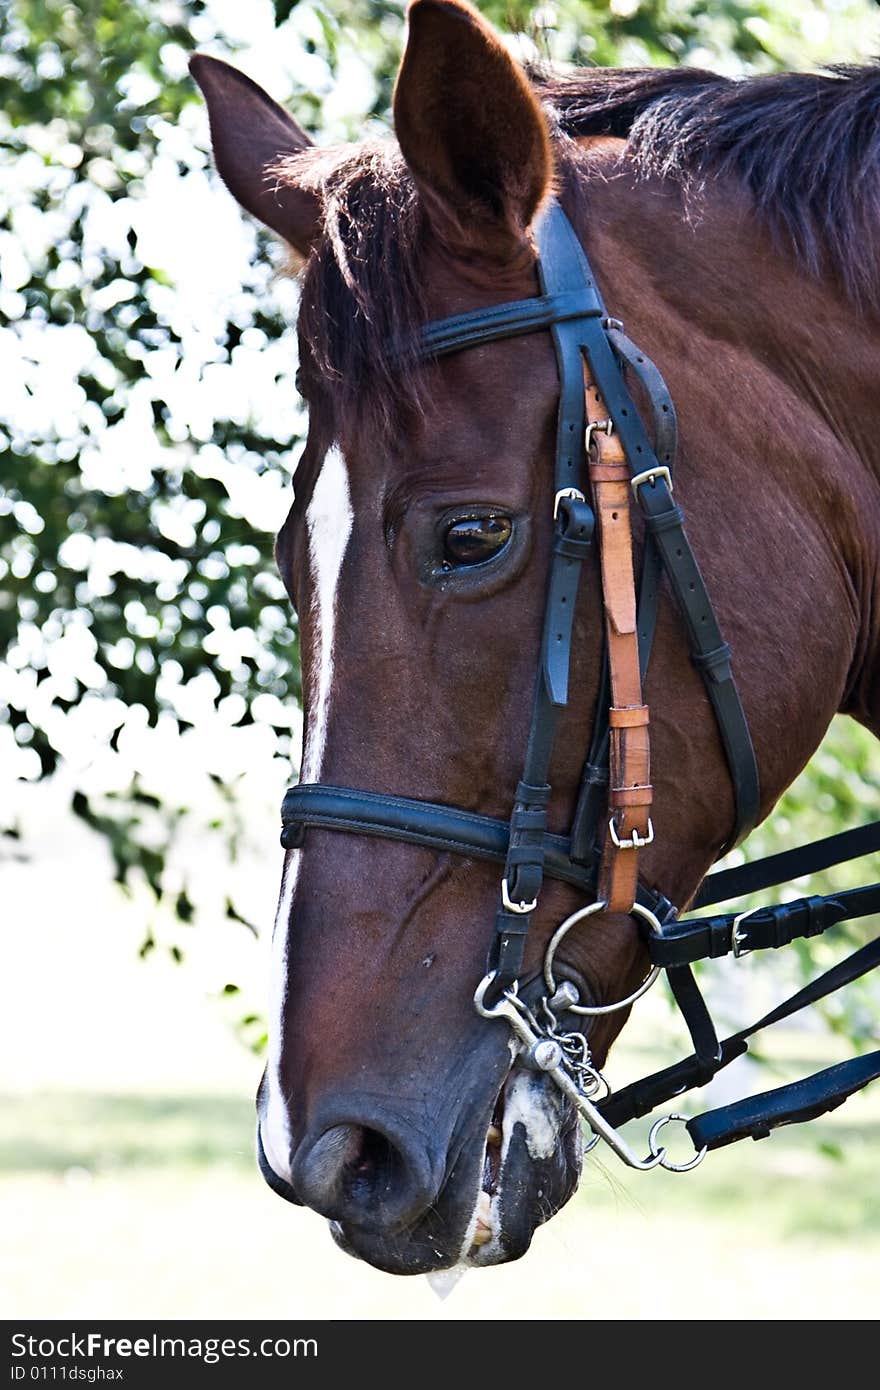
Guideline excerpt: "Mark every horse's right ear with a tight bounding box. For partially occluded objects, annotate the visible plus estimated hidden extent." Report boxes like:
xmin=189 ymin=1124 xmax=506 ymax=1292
xmin=190 ymin=54 xmax=320 ymax=256
xmin=393 ymin=0 xmax=552 ymax=259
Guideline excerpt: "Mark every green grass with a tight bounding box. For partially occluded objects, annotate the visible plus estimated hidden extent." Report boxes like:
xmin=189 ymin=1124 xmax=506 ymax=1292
xmin=0 ymin=1092 xmax=257 ymax=1177
xmin=2 ymin=1030 xmax=877 ymax=1319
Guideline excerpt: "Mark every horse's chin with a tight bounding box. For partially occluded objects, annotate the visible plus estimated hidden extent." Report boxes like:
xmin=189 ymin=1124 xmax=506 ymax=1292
xmin=326 ymin=1067 xmax=584 ymax=1276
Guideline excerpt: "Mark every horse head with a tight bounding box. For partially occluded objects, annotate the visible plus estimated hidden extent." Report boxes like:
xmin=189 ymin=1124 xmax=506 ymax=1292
xmin=192 ymin=0 xmax=877 ymax=1273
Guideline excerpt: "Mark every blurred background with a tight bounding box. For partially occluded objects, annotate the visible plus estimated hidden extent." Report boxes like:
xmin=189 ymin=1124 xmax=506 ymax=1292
xmin=1 ymin=0 xmax=879 ymax=1319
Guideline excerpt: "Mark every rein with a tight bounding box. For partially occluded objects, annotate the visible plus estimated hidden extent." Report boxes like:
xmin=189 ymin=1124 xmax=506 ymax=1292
xmin=281 ymin=198 xmax=880 ymax=1174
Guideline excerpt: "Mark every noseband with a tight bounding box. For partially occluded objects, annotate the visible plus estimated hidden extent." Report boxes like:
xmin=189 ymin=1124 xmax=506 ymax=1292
xmin=281 ymin=200 xmax=880 ymax=1174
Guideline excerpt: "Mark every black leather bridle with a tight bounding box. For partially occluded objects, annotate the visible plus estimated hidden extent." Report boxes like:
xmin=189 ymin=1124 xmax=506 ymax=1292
xmin=280 ymin=199 xmax=880 ymax=1170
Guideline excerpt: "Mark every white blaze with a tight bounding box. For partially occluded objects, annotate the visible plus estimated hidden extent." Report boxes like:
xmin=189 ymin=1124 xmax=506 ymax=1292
xmin=263 ymin=446 xmax=354 ymax=1178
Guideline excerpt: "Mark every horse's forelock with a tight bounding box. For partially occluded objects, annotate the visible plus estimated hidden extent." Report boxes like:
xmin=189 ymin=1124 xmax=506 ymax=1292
xmin=273 ymin=141 xmax=429 ymax=446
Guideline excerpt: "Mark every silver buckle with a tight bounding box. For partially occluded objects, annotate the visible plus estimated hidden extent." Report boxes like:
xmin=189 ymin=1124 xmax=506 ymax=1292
xmin=585 ymin=418 xmax=614 ymax=449
xmin=553 ymin=486 xmax=586 ymax=520
xmin=608 ymin=816 xmax=654 ymax=850
xmin=501 ymin=877 xmax=537 ymax=915
xmin=731 ymin=906 xmax=761 ymax=959
xmin=630 ymin=465 xmax=672 ymax=497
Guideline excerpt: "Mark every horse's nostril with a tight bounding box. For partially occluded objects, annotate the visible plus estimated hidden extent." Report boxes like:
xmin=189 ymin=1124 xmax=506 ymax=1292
xmin=293 ymin=1123 xmax=362 ymax=1208
xmin=345 ymin=1127 xmax=402 ymax=1201
xmin=292 ymin=1119 xmax=435 ymax=1233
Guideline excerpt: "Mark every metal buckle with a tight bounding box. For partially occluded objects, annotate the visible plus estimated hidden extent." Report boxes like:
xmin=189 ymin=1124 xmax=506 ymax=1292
xmin=731 ymin=906 xmax=761 ymax=958
xmin=553 ymin=486 xmax=586 ymax=520
xmin=501 ymin=877 xmax=537 ymax=915
xmin=630 ymin=465 xmax=672 ymax=496
xmin=585 ymin=418 xmax=614 ymax=450
xmin=608 ymin=815 xmax=654 ymax=850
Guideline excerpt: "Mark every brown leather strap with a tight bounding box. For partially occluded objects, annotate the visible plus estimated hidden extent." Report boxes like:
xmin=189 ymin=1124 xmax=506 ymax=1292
xmin=585 ymin=371 xmax=653 ymax=913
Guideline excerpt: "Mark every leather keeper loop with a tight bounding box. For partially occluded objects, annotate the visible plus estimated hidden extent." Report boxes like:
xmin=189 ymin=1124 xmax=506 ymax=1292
xmin=516 ymin=781 xmax=551 ymax=806
xmin=589 ymin=461 xmax=630 ymax=483
xmin=692 ymin=641 xmax=733 ymax=683
xmin=506 ymin=845 xmax=547 ymax=867
xmin=609 ymin=704 xmax=650 ymax=728
xmin=495 ymin=908 xmax=531 ymax=938
xmin=644 ymin=504 xmax=685 ymax=534
xmin=556 ymin=497 xmax=595 ymax=539
xmin=554 ymin=533 xmax=594 ymax=559
xmin=610 ymin=784 xmax=654 ymax=808
xmin=509 ymin=808 xmax=548 ymax=832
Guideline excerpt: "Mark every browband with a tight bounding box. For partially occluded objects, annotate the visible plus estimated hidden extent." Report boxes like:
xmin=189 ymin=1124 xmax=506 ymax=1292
xmin=416 ymin=288 xmax=602 ymax=359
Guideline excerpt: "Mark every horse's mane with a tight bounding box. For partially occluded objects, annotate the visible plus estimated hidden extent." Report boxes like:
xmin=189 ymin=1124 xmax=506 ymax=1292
xmin=537 ymin=62 xmax=880 ymax=306
xmin=282 ymin=62 xmax=880 ymax=442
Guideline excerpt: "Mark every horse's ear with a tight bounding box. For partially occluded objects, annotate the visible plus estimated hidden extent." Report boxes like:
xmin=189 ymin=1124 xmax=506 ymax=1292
xmin=190 ymin=54 xmax=320 ymax=256
xmin=393 ymin=0 xmax=552 ymax=258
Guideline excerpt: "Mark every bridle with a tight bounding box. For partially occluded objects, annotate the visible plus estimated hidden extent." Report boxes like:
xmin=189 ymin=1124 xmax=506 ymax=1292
xmin=280 ymin=199 xmax=880 ymax=1175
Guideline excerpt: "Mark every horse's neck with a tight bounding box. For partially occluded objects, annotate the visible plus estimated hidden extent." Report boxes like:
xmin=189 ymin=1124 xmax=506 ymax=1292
xmin=587 ymin=171 xmax=880 ymax=741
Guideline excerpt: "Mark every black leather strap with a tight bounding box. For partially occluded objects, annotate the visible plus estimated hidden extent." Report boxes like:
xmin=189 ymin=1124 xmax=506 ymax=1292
xmin=694 ymin=818 xmax=880 ymax=909
xmin=687 ymin=1051 xmax=880 ymax=1151
xmin=666 ymin=964 xmax=721 ymax=1066
xmin=487 ymin=203 xmax=605 ymax=989
xmin=416 ymin=288 xmax=602 ymax=359
xmin=606 ymin=327 xmax=677 ymax=471
xmin=648 ymin=883 xmax=880 ymax=967
xmin=599 ymin=935 xmax=880 ymax=1129
xmin=280 ymin=782 xmax=674 ymax=917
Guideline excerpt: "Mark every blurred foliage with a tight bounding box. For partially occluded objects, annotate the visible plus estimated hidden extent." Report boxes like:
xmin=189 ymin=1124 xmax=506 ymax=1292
xmin=1 ymin=1 xmax=878 ymax=1049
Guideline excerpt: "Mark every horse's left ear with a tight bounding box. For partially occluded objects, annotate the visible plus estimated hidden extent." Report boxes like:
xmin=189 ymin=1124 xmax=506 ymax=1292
xmin=393 ymin=0 xmax=553 ymax=259
xmin=190 ymin=54 xmax=320 ymax=256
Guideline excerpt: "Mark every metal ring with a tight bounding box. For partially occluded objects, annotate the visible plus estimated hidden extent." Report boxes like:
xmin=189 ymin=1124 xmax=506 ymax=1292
xmin=648 ymin=1114 xmax=708 ymax=1173
xmin=543 ymin=900 xmax=664 ymax=1017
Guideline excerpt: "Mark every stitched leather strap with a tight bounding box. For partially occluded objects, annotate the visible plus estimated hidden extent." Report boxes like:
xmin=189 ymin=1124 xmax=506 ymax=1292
xmin=415 ymin=288 xmax=602 ymax=359
xmin=586 ymin=375 xmax=652 ymax=914
xmin=281 ymin=782 xmax=673 ymax=917
xmin=687 ymin=1051 xmax=880 ymax=1151
xmin=486 ymin=204 xmax=606 ymax=992
xmin=649 ymin=882 xmax=880 ymax=967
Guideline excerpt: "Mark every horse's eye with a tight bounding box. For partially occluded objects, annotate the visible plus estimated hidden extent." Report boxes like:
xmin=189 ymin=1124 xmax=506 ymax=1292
xmin=442 ymin=516 xmax=512 ymax=568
